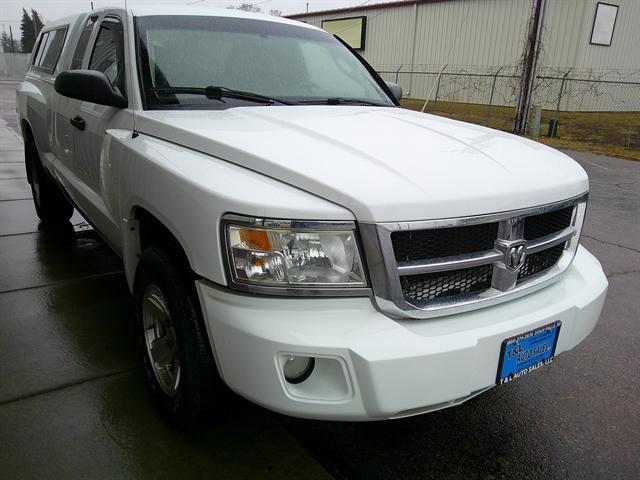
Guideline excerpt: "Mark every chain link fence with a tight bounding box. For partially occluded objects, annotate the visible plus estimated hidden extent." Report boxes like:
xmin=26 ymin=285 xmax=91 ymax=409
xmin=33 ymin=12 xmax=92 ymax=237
xmin=378 ymin=65 xmax=640 ymax=152
xmin=2 ymin=52 xmax=638 ymax=152
xmin=0 ymin=53 xmax=30 ymax=81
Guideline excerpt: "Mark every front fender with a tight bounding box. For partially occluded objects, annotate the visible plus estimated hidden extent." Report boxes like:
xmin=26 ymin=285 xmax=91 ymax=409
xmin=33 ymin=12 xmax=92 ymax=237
xmin=117 ymin=134 xmax=353 ymax=289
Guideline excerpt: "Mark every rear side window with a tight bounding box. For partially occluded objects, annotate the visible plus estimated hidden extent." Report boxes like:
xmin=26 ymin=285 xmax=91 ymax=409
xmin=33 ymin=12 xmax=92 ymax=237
xmin=32 ymin=27 xmax=68 ymax=73
xmin=32 ymin=32 xmax=49 ymax=67
xmin=70 ymin=16 xmax=98 ymax=69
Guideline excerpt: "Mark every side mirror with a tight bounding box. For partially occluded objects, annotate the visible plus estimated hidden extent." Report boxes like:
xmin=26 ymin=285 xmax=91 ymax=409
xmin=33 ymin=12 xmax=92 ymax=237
xmin=385 ymin=81 xmax=402 ymax=102
xmin=55 ymin=70 xmax=128 ymax=108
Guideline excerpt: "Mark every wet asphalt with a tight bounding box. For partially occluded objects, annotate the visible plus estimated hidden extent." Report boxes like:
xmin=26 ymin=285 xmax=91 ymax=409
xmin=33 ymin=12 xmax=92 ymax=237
xmin=0 ymin=83 xmax=329 ymax=480
xmin=0 ymin=81 xmax=639 ymax=479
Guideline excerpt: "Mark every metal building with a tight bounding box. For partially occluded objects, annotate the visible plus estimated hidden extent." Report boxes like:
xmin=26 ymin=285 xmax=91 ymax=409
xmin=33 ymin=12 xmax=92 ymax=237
xmin=288 ymin=0 xmax=640 ymax=111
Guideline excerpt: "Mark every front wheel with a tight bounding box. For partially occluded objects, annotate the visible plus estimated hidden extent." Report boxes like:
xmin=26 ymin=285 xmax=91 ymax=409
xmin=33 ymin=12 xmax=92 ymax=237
xmin=134 ymin=245 xmax=222 ymax=430
xmin=26 ymin=140 xmax=74 ymax=224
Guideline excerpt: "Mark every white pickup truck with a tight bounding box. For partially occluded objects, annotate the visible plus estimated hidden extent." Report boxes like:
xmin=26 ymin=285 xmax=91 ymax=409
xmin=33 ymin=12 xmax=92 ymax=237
xmin=17 ymin=6 xmax=607 ymax=429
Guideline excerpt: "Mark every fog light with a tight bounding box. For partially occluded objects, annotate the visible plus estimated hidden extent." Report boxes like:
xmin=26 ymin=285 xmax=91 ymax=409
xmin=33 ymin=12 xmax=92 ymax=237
xmin=283 ymin=355 xmax=315 ymax=384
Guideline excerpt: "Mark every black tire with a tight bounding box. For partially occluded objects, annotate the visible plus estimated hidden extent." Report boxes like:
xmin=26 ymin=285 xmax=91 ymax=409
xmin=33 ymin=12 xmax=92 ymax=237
xmin=26 ymin=140 xmax=74 ymax=223
xmin=134 ymin=245 xmax=222 ymax=430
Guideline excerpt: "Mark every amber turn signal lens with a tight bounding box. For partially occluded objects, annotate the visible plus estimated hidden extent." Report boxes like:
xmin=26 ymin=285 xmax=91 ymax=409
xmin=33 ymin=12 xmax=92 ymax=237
xmin=239 ymin=228 xmax=271 ymax=251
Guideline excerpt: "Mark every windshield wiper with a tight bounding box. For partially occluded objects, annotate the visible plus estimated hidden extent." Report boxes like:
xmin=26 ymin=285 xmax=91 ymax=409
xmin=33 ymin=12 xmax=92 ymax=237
xmin=296 ymin=97 xmax=389 ymax=106
xmin=151 ymin=86 xmax=291 ymax=105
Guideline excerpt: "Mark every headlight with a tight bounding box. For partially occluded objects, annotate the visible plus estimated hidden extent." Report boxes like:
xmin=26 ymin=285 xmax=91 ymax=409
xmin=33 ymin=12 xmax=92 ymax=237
xmin=222 ymin=215 xmax=367 ymax=293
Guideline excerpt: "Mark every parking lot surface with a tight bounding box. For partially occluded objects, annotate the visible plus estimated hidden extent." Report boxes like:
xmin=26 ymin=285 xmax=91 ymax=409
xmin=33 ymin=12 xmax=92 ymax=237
xmin=1 ymin=82 xmax=638 ymax=479
xmin=0 ymin=83 xmax=329 ymax=480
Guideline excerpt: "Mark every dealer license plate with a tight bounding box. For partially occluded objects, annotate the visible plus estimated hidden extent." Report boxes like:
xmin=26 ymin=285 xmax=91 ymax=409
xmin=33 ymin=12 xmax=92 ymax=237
xmin=496 ymin=321 xmax=561 ymax=385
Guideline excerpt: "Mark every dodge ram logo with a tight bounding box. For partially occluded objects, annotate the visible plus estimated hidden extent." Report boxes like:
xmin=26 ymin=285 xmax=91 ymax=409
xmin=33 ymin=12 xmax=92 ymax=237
xmin=505 ymin=242 xmax=527 ymax=272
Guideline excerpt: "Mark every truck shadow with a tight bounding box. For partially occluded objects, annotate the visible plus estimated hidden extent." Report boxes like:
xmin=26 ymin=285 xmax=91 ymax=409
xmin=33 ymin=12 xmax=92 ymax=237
xmin=281 ymin=383 xmax=562 ymax=480
xmin=33 ymin=221 xmax=123 ymax=281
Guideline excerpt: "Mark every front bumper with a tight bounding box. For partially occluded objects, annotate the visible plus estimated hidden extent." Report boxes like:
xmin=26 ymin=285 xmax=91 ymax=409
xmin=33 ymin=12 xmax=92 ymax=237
xmin=196 ymin=246 xmax=607 ymax=421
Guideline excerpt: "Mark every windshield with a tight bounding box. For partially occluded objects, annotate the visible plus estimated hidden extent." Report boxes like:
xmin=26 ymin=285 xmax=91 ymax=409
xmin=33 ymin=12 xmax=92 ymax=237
xmin=135 ymin=15 xmax=394 ymax=109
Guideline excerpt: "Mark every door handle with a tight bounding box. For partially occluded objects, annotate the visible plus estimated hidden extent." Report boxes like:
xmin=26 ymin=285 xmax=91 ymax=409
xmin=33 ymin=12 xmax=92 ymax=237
xmin=70 ymin=115 xmax=86 ymax=131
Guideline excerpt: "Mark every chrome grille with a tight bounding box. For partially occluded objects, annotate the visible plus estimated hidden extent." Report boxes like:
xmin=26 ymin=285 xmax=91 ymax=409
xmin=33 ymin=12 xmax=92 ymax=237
xmin=524 ymin=206 xmax=574 ymax=240
xmin=517 ymin=243 xmax=565 ymax=282
xmin=401 ymin=265 xmax=493 ymax=305
xmin=359 ymin=193 xmax=588 ymax=319
xmin=392 ymin=223 xmax=498 ymax=261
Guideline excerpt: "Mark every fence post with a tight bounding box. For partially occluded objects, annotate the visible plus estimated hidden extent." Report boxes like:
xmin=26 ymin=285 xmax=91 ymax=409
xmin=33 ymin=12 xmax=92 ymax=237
xmin=434 ymin=74 xmax=442 ymax=105
xmin=420 ymin=63 xmax=447 ymax=113
xmin=395 ymin=64 xmax=403 ymax=84
xmin=549 ymin=68 xmax=572 ymax=137
xmin=555 ymin=68 xmax=572 ymax=120
xmin=485 ymin=67 xmax=503 ymax=127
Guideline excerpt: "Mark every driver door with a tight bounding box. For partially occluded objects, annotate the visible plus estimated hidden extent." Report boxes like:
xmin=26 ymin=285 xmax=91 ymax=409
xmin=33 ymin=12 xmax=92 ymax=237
xmin=57 ymin=14 xmax=132 ymax=248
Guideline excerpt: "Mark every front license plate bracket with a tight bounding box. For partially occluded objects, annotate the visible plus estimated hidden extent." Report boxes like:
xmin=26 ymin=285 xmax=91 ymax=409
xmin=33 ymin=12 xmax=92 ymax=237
xmin=496 ymin=321 xmax=561 ymax=385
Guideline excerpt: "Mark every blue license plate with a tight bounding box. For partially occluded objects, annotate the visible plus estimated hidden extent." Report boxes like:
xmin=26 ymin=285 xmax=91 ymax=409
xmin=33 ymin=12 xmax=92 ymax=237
xmin=496 ymin=321 xmax=561 ymax=385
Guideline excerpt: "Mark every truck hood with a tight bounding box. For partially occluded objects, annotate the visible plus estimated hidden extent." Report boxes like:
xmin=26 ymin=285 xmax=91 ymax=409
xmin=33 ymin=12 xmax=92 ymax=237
xmin=136 ymin=106 xmax=588 ymax=222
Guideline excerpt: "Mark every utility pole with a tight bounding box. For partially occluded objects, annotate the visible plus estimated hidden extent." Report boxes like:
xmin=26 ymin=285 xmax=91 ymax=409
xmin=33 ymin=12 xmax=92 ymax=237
xmin=9 ymin=25 xmax=16 ymax=53
xmin=513 ymin=0 xmax=548 ymax=134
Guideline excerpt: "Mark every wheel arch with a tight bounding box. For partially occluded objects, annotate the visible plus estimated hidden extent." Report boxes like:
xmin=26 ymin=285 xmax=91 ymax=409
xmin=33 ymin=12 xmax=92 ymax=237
xmin=123 ymin=204 xmax=198 ymax=292
xmin=21 ymin=119 xmax=35 ymax=184
xmin=20 ymin=119 xmax=34 ymax=142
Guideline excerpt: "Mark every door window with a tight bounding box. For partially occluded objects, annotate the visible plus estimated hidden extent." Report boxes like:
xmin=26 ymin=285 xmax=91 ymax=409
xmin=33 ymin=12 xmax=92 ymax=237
xmin=70 ymin=15 xmax=98 ymax=69
xmin=88 ymin=17 xmax=125 ymax=94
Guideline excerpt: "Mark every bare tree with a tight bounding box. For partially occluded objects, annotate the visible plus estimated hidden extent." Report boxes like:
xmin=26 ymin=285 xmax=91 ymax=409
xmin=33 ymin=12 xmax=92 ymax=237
xmin=1 ymin=31 xmax=21 ymax=53
xmin=227 ymin=3 xmax=282 ymax=15
xmin=227 ymin=3 xmax=262 ymax=13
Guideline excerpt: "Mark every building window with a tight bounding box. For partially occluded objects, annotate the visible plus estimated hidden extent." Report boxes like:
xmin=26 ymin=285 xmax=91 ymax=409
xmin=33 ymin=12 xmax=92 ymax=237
xmin=590 ymin=2 xmax=619 ymax=46
xmin=321 ymin=16 xmax=366 ymax=50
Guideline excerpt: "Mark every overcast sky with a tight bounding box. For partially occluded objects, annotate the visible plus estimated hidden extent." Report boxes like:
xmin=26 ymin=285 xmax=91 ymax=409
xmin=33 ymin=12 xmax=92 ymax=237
xmin=1 ymin=0 xmax=391 ymax=35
